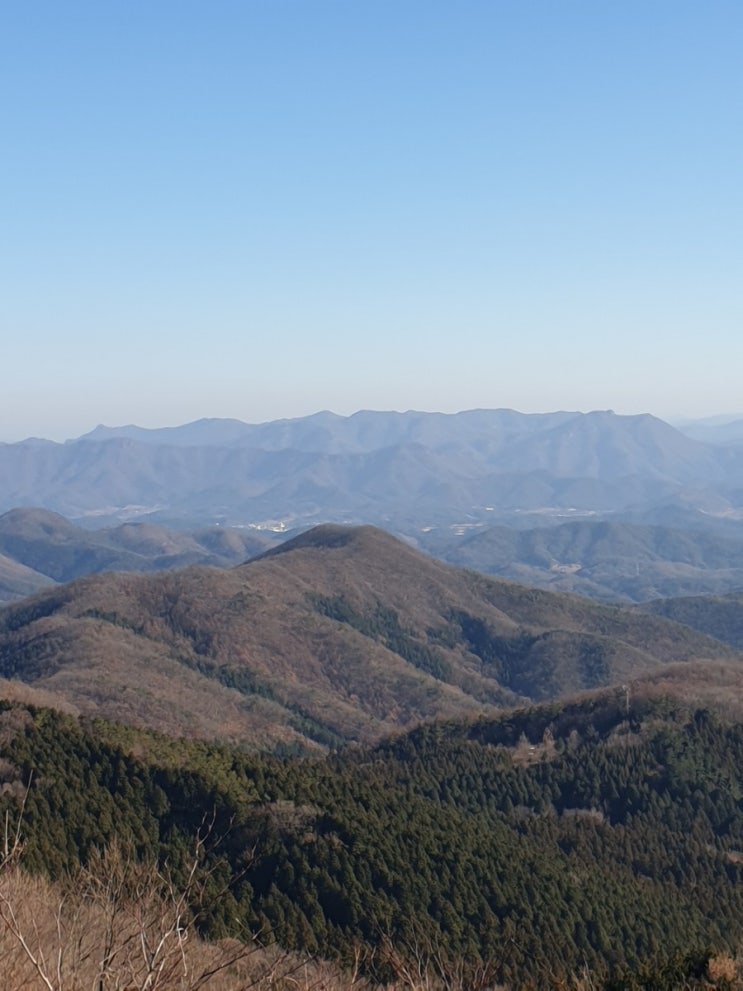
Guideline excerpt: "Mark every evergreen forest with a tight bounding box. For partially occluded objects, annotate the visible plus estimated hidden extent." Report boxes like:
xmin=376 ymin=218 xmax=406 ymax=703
xmin=2 ymin=690 xmax=743 ymax=988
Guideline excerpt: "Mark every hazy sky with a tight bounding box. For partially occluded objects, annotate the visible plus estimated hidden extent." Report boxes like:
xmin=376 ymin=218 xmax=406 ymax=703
xmin=2 ymin=1 xmax=741 ymax=441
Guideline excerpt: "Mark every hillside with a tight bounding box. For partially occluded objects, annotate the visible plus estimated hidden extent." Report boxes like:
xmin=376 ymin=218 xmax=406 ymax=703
xmin=0 ymin=507 xmax=278 ymax=599
xmin=0 ymin=550 xmax=55 ymax=602
xmin=640 ymin=591 xmax=743 ymax=650
xmin=2 ymin=690 xmax=743 ymax=988
xmin=0 ymin=525 xmax=736 ymax=751
xmin=421 ymin=519 xmax=743 ymax=602
xmin=5 ymin=507 xmax=743 ymax=607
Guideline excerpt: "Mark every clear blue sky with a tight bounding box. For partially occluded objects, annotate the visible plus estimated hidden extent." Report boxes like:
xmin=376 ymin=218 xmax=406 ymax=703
xmin=2 ymin=0 xmax=741 ymax=440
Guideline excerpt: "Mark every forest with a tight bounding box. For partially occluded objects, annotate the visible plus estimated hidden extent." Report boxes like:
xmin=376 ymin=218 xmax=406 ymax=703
xmin=2 ymin=690 xmax=743 ymax=988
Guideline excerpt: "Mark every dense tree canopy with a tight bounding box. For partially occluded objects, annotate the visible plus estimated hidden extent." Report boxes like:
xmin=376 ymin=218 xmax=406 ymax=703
xmin=1 ymin=693 xmax=742 ymax=988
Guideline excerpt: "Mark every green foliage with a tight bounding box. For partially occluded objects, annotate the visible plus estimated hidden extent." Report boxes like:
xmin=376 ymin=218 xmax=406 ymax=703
xmin=2 ymin=695 xmax=743 ymax=986
xmin=451 ymin=609 xmax=539 ymax=690
xmin=311 ymin=594 xmax=453 ymax=680
xmin=643 ymin=592 xmax=743 ymax=650
xmin=0 ymin=592 xmax=68 ymax=633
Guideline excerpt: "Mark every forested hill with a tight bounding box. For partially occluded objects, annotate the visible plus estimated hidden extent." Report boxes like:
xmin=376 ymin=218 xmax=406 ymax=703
xmin=0 ymin=506 xmax=279 ymax=600
xmin=640 ymin=591 xmax=743 ymax=650
xmin=2 ymin=690 xmax=743 ymax=988
xmin=0 ymin=524 xmax=737 ymax=750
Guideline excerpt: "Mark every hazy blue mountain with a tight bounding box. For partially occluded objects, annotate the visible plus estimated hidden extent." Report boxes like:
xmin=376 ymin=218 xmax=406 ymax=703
xmin=0 ymin=550 xmax=55 ymax=602
xmin=675 ymin=416 xmax=743 ymax=446
xmin=3 ymin=409 xmax=743 ymax=531
xmin=79 ymin=408 xmax=580 ymax=454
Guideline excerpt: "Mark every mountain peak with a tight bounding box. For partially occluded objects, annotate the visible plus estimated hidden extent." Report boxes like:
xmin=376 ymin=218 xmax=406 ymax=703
xmin=258 ymin=523 xmax=402 ymax=558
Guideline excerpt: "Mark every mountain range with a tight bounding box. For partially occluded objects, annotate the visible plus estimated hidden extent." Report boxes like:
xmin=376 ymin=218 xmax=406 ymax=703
xmin=4 ymin=505 xmax=743 ymax=606
xmin=5 ymin=409 xmax=743 ymax=531
xmin=3 ymin=493 xmax=743 ymax=985
xmin=0 ymin=524 xmax=737 ymax=752
xmin=4 ymin=411 xmax=743 ymax=988
xmin=0 ymin=506 xmax=279 ymax=601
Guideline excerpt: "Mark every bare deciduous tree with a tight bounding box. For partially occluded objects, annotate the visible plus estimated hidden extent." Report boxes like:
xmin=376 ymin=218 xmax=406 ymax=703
xmin=0 ymin=807 xmax=365 ymax=991
xmin=378 ymin=927 xmax=507 ymax=991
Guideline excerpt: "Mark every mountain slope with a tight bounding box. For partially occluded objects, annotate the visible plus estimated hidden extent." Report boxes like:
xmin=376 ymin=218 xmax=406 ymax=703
xmin=0 ymin=525 xmax=736 ymax=751
xmin=0 ymin=551 xmax=55 ymax=602
xmin=422 ymin=519 xmax=743 ymax=601
xmin=640 ymin=592 xmax=743 ymax=650
xmin=0 ymin=507 xmax=278 ymax=589
xmin=3 ymin=689 xmax=743 ymax=987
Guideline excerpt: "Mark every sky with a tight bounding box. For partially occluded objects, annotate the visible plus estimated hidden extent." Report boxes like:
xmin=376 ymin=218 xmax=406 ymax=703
xmin=2 ymin=1 xmax=742 ymax=441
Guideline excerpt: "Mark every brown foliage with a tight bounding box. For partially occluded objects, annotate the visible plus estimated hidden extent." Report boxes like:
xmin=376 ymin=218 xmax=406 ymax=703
xmin=2 ymin=526 xmax=739 ymax=753
xmin=0 ymin=845 xmax=378 ymax=990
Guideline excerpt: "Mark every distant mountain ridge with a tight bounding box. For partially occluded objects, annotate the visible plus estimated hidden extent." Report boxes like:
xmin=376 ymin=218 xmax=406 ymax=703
xmin=3 ymin=409 xmax=743 ymax=531
xmin=676 ymin=416 xmax=743 ymax=446
xmin=78 ymin=408 xmax=582 ymax=452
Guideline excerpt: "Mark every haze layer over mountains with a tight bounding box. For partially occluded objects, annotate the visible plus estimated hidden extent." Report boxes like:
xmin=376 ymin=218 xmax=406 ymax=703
xmin=4 ymin=411 xmax=743 ymax=986
xmin=3 ymin=408 xmax=743 ymax=604
xmin=4 ymin=409 xmax=743 ymax=530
